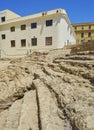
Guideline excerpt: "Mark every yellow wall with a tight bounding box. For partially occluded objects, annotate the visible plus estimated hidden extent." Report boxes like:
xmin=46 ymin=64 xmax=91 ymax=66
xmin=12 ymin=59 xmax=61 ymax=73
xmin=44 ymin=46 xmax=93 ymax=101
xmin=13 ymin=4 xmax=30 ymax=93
xmin=72 ymin=22 xmax=94 ymax=44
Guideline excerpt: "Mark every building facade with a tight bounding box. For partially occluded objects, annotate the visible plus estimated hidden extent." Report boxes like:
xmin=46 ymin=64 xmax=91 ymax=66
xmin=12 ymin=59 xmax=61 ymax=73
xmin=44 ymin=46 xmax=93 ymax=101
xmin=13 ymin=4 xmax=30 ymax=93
xmin=72 ymin=22 xmax=94 ymax=44
xmin=0 ymin=9 xmax=76 ymax=58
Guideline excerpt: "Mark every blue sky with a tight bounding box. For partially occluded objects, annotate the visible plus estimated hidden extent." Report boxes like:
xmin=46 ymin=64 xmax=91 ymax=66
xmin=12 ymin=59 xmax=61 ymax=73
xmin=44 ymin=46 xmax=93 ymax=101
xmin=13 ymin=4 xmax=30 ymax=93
xmin=0 ymin=0 xmax=94 ymax=23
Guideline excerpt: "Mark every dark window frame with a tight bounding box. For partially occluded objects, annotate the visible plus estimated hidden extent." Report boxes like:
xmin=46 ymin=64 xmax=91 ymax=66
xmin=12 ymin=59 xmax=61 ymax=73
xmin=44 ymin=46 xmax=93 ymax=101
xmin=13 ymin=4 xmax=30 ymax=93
xmin=88 ymin=32 xmax=91 ymax=37
xmin=81 ymin=26 xmax=84 ymax=30
xmin=21 ymin=39 xmax=26 ymax=47
xmin=2 ymin=34 xmax=6 ymax=39
xmin=46 ymin=20 xmax=53 ymax=27
xmin=81 ymin=33 xmax=84 ymax=38
xmin=31 ymin=23 xmax=37 ymax=29
xmin=89 ymin=25 xmax=91 ymax=30
xmin=1 ymin=17 xmax=5 ymax=22
xmin=21 ymin=24 xmax=26 ymax=30
xmin=31 ymin=38 xmax=37 ymax=46
xmin=45 ymin=37 xmax=52 ymax=45
xmin=88 ymin=40 xmax=91 ymax=42
xmin=10 ymin=26 xmax=15 ymax=32
xmin=74 ymin=26 xmax=77 ymax=30
xmin=11 ymin=40 xmax=15 ymax=47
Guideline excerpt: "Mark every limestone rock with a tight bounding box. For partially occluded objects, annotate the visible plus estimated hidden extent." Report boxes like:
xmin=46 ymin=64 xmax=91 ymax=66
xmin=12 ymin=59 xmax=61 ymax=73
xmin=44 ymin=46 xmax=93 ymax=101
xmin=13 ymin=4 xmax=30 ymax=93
xmin=18 ymin=90 xmax=38 ymax=130
xmin=0 ymin=49 xmax=94 ymax=130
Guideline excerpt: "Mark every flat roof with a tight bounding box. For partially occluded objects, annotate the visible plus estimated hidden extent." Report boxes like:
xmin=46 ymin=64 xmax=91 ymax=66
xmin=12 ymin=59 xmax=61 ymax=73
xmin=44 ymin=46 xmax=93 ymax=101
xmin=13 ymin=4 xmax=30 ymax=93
xmin=0 ymin=8 xmax=67 ymax=25
xmin=72 ymin=22 xmax=94 ymax=26
xmin=0 ymin=8 xmax=75 ymax=36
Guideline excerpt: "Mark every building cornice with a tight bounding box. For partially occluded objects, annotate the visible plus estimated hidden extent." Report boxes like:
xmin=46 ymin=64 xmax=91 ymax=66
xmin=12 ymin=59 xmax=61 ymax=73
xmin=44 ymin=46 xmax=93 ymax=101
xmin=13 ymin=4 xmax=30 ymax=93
xmin=0 ymin=8 xmax=66 ymax=25
xmin=0 ymin=8 xmax=75 ymax=36
xmin=72 ymin=22 xmax=94 ymax=26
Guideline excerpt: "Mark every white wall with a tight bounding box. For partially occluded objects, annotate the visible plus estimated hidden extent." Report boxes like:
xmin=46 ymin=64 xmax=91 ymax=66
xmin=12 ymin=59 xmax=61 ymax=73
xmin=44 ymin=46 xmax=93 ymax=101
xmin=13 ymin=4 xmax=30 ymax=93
xmin=0 ymin=12 xmax=7 ymax=23
xmin=0 ymin=15 xmax=59 ymax=57
xmin=6 ymin=10 xmax=20 ymax=20
xmin=57 ymin=16 xmax=76 ymax=48
xmin=0 ymin=11 xmax=76 ymax=58
xmin=0 ymin=10 xmax=20 ymax=23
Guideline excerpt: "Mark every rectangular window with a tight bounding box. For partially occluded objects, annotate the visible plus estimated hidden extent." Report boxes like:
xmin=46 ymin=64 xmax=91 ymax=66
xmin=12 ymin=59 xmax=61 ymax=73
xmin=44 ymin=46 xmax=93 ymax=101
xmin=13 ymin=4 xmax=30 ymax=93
xmin=46 ymin=20 xmax=53 ymax=26
xmin=11 ymin=40 xmax=15 ymax=47
xmin=21 ymin=24 xmax=26 ymax=30
xmin=89 ymin=25 xmax=91 ymax=30
xmin=88 ymin=40 xmax=91 ymax=42
xmin=81 ymin=26 xmax=84 ymax=30
xmin=10 ymin=26 xmax=15 ymax=32
xmin=74 ymin=26 xmax=77 ymax=30
xmin=31 ymin=38 xmax=37 ymax=46
xmin=2 ymin=34 xmax=6 ymax=39
xmin=21 ymin=39 xmax=26 ymax=47
xmin=1 ymin=17 xmax=5 ymax=22
xmin=31 ymin=23 xmax=37 ymax=29
xmin=45 ymin=37 xmax=52 ymax=45
xmin=88 ymin=32 xmax=91 ymax=37
xmin=81 ymin=33 xmax=84 ymax=38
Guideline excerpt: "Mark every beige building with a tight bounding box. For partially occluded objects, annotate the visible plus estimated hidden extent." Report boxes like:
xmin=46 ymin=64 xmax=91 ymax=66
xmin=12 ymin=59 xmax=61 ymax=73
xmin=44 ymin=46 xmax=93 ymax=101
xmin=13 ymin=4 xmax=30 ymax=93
xmin=72 ymin=22 xmax=94 ymax=44
xmin=0 ymin=9 xmax=76 ymax=58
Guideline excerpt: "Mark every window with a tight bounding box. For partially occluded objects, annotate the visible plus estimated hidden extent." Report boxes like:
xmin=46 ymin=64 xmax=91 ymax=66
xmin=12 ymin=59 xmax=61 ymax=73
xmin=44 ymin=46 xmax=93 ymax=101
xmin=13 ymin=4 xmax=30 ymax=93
xmin=81 ymin=26 xmax=84 ymax=30
xmin=2 ymin=34 xmax=6 ymax=39
xmin=1 ymin=17 xmax=5 ymax=22
xmin=21 ymin=24 xmax=26 ymax=30
xmin=21 ymin=39 xmax=26 ymax=47
xmin=31 ymin=38 xmax=37 ymax=46
xmin=89 ymin=25 xmax=91 ymax=30
xmin=46 ymin=20 xmax=53 ymax=26
xmin=45 ymin=37 xmax=52 ymax=45
xmin=88 ymin=40 xmax=91 ymax=42
xmin=81 ymin=33 xmax=84 ymax=38
xmin=10 ymin=26 xmax=15 ymax=32
xmin=31 ymin=23 xmax=37 ymax=29
xmin=88 ymin=32 xmax=91 ymax=37
xmin=74 ymin=26 xmax=77 ymax=30
xmin=11 ymin=40 xmax=15 ymax=47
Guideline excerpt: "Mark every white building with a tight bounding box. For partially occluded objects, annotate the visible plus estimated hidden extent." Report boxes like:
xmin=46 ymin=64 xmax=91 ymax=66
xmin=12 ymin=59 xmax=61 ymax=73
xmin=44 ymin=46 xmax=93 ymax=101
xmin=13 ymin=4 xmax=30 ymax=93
xmin=0 ymin=8 xmax=76 ymax=58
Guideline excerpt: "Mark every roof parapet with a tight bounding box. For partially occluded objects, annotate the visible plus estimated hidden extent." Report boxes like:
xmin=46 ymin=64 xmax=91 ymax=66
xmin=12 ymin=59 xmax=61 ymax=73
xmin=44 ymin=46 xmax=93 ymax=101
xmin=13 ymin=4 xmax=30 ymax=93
xmin=0 ymin=8 xmax=69 ymax=25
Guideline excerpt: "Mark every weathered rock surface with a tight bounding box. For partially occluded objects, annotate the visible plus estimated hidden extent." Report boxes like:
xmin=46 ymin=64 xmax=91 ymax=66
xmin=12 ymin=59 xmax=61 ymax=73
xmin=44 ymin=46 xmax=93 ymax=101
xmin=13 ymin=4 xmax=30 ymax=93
xmin=0 ymin=49 xmax=94 ymax=130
